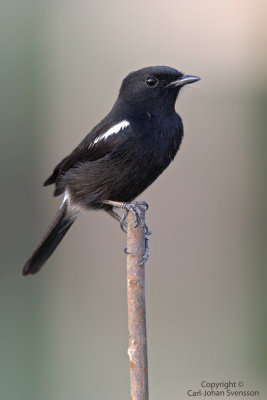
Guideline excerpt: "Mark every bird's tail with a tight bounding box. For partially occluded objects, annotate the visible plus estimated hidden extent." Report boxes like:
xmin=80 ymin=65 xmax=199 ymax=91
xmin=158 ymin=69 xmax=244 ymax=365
xmin=22 ymin=202 xmax=78 ymax=276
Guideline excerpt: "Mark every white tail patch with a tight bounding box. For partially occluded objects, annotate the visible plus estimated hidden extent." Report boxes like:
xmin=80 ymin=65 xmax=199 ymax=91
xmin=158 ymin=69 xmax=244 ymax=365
xmin=61 ymin=189 xmax=80 ymax=215
xmin=91 ymin=120 xmax=130 ymax=147
xmin=61 ymin=189 xmax=70 ymax=208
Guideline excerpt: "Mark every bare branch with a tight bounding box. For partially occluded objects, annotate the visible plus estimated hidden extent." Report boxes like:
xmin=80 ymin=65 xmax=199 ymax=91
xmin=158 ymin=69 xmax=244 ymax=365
xmin=126 ymin=206 xmax=149 ymax=400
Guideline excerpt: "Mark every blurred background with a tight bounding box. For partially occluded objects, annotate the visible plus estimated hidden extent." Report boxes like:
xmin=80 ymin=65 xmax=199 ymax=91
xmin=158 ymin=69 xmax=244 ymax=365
xmin=0 ymin=1 xmax=266 ymax=399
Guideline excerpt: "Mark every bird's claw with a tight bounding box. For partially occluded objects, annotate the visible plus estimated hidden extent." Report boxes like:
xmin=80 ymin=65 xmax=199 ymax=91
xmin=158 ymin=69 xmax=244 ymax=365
xmin=120 ymin=210 xmax=128 ymax=233
xmin=104 ymin=200 xmax=151 ymax=263
xmin=133 ymin=201 xmax=149 ymax=211
xmin=110 ymin=201 xmax=149 ymax=233
xmin=125 ymin=234 xmax=150 ymax=264
xmin=139 ymin=237 xmax=150 ymax=265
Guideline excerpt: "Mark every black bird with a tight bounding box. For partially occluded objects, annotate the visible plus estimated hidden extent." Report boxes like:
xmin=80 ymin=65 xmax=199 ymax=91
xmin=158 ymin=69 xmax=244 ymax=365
xmin=22 ymin=66 xmax=200 ymax=276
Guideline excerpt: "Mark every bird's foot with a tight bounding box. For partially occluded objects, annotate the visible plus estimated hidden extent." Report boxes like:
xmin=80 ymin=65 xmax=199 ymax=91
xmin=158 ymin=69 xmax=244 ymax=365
xmin=119 ymin=201 xmax=149 ymax=233
xmin=125 ymin=236 xmax=150 ymax=264
xmin=103 ymin=200 xmax=149 ymax=233
xmin=104 ymin=200 xmax=151 ymax=264
xmin=139 ymin=237 xmax=150 ymax=265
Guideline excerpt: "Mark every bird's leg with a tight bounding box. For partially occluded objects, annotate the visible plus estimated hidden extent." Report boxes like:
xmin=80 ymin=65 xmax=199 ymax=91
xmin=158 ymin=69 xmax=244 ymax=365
xmin=105 ymin=208 xmax=121 ymax=223
xmin=105 ymin=208 xmax=129 ymax=239
xmin=106 ymin=209 xmax=131 ymax=254
xmin=104 ymin=204 xmax=129 ymax=232
xmin=103 ymin=200 xmax=149 ymax=233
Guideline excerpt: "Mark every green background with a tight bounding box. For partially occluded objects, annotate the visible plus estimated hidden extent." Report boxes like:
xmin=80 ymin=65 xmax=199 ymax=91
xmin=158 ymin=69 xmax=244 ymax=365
xmin=1 ymin=1 xmax=266 ymax=399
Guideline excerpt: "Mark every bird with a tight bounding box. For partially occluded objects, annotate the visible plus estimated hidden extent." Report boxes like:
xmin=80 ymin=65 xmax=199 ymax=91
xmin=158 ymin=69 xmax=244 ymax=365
xmin=22 ymin=66 xmax=200 ymax=276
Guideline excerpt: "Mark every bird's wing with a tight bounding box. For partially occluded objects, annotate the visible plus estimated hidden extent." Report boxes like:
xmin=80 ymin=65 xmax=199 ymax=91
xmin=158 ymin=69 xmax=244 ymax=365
xmin=44 ymin=119 xmax=132 ymax=195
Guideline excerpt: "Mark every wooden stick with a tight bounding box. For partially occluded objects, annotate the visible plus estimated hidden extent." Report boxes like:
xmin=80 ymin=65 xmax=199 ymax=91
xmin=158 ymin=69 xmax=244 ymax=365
xmin=126 ymin=207 xmax=149 ymax=400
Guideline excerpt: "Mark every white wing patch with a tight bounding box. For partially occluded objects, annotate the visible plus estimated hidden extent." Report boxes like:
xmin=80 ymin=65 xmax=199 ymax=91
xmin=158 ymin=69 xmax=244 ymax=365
xmin=91 ymin=120 xmax=130 ymax=147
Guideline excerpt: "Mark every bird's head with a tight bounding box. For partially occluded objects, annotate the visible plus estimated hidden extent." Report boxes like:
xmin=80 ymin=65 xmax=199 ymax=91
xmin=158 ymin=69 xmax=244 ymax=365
xmin=118 ymin=66 xmax=200 ymax=112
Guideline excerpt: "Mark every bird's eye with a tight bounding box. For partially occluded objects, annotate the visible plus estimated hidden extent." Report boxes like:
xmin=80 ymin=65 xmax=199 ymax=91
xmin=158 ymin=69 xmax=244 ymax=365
xmin=145 ymin=77 xmax=158 ymax=87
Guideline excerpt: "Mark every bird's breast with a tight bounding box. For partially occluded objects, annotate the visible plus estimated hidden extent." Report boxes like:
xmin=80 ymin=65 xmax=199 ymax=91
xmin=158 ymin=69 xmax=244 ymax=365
xmin=136 ymin=113 xmax=183 ymax=166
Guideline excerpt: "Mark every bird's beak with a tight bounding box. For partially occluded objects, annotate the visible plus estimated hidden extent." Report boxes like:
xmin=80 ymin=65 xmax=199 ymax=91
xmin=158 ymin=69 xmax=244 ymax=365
xmin=167 ymin=74 xmax=201 ymax=88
